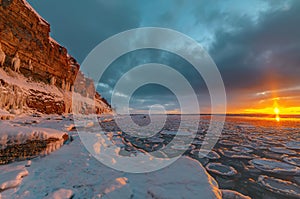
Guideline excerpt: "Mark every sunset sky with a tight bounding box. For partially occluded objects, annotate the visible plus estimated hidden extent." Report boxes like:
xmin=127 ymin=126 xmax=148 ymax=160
xmin=28 ymin=0 xmax=300 ymax=114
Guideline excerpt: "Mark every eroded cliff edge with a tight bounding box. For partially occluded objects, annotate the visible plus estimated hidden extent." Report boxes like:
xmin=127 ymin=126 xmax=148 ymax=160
xmin=0 ymin=0 xmax=111 ymax=115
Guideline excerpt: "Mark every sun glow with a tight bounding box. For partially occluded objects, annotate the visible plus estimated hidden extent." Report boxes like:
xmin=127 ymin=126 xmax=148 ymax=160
xmin=274 ymin=107 xmax=280 ymax=115
xmin=273 ymin=101 xmax=280 ymax=122
xmin=241 ymin=98 xmax=300 ymax=121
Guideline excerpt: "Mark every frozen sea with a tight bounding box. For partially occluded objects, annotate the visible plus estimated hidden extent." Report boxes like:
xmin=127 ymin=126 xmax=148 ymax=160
xmin=0 ymin=113 xmax=299 ymax=198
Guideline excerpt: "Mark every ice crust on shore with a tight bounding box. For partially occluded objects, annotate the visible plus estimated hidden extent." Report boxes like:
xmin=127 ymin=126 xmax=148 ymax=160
xmin=0 ymin=115 xmax=223 ymax=199
xmin=0 ymin=121 xmax=66 ymax=150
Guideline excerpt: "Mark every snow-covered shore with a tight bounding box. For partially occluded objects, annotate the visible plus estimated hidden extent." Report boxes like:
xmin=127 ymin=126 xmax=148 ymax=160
xmin=0 ymin=115 xmax=224 ymax=199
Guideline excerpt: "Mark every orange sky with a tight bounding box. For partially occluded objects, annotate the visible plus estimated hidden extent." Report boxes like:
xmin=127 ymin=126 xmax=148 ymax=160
xmin=232 ymin=87 xmax=300 ymax=115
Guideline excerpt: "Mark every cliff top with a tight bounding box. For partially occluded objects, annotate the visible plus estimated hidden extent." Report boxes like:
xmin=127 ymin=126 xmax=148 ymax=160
xmin=21 ymin=0 xmax=49 ymax=26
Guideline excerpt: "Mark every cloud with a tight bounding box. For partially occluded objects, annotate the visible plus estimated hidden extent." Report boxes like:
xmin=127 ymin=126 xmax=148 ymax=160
xmin=27 ymin=0 xmax=300 ymax=113
xmin=207 ymin=0 xmax=300 ymax=110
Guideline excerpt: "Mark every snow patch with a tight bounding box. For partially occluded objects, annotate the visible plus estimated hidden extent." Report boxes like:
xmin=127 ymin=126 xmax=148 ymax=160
xmin=0 ymin=163 xmax=29 ymax=192
xmin=44 ymin=189 xmax=74 ymax=199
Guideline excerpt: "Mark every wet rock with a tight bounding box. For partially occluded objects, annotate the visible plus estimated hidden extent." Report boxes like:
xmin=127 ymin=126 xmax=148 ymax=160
xmin=62 ymin=133 xmax=69 ymax=143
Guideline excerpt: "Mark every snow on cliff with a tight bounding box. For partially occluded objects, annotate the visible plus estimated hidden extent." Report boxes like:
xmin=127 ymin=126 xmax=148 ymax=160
xmin=0 ymin=68 xmax=111 ymax=115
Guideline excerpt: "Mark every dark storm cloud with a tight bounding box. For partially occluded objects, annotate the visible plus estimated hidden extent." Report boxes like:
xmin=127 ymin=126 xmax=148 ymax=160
xmin=209 ymin=0 xmax=300 ymax=93
xmin=27 ymin=0 xmax=300 ymax=112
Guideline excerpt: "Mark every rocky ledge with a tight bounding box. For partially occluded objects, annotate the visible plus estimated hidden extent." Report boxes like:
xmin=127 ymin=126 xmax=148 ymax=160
xmin=0 ymin=0 xmax=111 ymax=115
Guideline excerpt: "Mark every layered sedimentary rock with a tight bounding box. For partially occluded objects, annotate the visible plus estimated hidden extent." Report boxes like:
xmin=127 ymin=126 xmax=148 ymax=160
xmin=0 ymin=0 xmax=74 ymax=86
xmin=0 ymin=0 xmax=111 ymax=114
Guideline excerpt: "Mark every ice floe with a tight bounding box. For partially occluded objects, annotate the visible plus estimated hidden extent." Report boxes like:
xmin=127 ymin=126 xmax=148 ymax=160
xmin=258 ymin=175 xmax=300 ymax=198
xmin=269 ymin=147 xmax=297 ymax=155
xmin=285 ymin=141 xmax=300 ymax=150
xmin=206 ymin=163 xmax=238 ymax=177
xmin=250 ymin=158 xmax=300 ymax=175
xmin=198 ymin=149 xmax=220 ymax=160
xmin=219 ymin=150 xmax=256 ymax=159
xmin=283 ymin=156 xmax=300 ymax=167
xmin=221 ymin=189 xmax=251 ymax=199
xmin=218 ymin=140 xmax=238 ymax=147
xmin=170 ymin=144 xmax=193 ymax=151
xmin=232 ymin=146 xmax=254 ymax=153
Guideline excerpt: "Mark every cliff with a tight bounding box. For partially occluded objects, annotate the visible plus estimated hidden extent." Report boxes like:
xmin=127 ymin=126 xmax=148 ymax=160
xmin=0 ymin=0 xmax=111 ymax=115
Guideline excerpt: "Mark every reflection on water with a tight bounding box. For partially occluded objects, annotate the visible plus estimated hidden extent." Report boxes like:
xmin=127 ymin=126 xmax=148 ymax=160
xmin=200 ymin=114 xmax=300 ymax=128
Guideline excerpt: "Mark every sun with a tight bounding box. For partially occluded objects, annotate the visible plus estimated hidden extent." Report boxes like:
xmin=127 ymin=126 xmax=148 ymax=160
xmin=243 ymin=96 xmax=300 ymax=116
xmin=273 ymin=106 xmax=280 ymax=122
xmin=274 ymin=107 xmax=280 ymax=115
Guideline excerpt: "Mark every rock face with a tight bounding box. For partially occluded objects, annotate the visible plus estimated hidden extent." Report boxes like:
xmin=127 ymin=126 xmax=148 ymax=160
xmin=0 ymin=0 xmax=73 ymax=86
xmin=0 ymin=0 xmax=111 ymax=114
